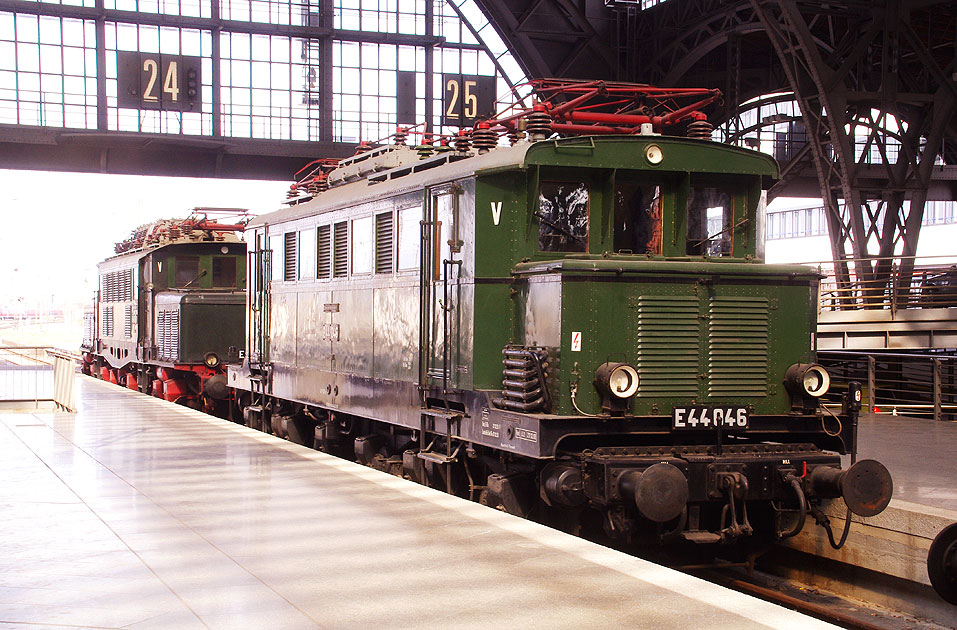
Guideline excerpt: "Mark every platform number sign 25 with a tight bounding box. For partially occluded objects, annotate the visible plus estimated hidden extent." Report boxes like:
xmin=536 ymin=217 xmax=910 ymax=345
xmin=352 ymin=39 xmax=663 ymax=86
xmin=441 ymin=74 xmax=496 ymax=127
xmin=117 ymin=52 xmax=202 ymax=112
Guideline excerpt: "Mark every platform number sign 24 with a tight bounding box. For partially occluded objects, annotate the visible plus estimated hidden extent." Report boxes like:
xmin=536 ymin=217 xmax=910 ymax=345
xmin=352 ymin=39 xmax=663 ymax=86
xmin=117 ymin=52 xmax=202 ymax=112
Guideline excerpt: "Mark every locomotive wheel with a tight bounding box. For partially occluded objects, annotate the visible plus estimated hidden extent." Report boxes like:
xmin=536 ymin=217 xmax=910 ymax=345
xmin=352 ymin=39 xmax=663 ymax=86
xmin=928 ymin=522 xmax=957 ymax=605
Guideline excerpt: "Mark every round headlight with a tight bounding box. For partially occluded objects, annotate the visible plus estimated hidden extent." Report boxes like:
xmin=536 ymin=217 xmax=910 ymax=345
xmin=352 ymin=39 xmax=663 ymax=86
xmin=785 ymin=363 xmax=831 ymax=398
xmin=608 ymin=364 xmax=640 ymax=399
xmin=595 ymin=362 xmax=640 ymax=400
xmin=204 ymin=352 xmax=221 ymax=368
xmin=802 ymin=365 xmax=830 ymax=397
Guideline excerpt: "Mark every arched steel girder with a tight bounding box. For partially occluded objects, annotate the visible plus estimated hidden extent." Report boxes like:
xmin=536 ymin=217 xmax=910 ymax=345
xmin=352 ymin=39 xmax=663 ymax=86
xmin=481 ymin=0 xmax=956 ymax=305
xmin=746 ymin=0 xmax=957 ymax=304
xmin=474 ymin=0 xmax=617 ymax=81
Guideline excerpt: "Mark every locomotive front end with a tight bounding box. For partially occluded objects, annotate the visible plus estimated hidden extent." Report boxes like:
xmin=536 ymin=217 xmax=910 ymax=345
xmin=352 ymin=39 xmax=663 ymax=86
xmin=480 ymin=135 xmax=892 ymax=545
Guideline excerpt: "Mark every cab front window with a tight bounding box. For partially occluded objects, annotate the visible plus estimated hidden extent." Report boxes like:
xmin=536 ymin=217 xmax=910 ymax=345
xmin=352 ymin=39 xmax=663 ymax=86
xmin=174 ymin=256 xmax=201 ymax=287
xmin=212 ymin=256 xmax=237 ymax=287
xmin=538 ymin=181 xmax=589 ymax=252
xmin=687 ymin=187 xmax=733 ymax=256
xmin=614 ymin=182 xmax=662 ymax=254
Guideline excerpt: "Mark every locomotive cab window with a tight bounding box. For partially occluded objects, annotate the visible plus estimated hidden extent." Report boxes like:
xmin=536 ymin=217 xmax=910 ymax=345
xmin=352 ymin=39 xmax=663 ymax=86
xmin=397 ymin=205 xmax=421 ymax=271
xmin=212 ymin=256 xmax=237 ymax=287
xmin=174 ymin=256 xmax=201 ymax=287
xmin=686 ymin=186 xmax=734 ymax=256
xmin=614 ymin=181 xmax=663 ymax=254
xmin=352 ymin=216 xmax=374 ymax=275
xmin=538 ymin=181 xmax=589 ymax=253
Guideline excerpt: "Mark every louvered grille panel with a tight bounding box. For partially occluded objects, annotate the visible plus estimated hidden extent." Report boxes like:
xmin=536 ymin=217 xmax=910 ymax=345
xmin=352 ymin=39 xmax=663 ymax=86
xmin=102 ymin=305 xmax=114 ymax=337
xmin=333 ymin=221 xmax=348 ymax=277
xmin=635 ymin=296 xmax=700 ymax=397
xmin=284 ymin=232 xmax=297 ymax=281
xmin=708 ymin=297 xmax=769 ymax=396
xmin=157 ymin=311 xmax=167 ymax=360
xmin=124 ymin=269 xmax=133 ymax=300
xmin=317 ymin=225 xmax=331 ymax=278
xmin=170 ymin=311 xmax=179 ymax=361
xmin=157 ymin=310 xmax=180 ymax=361
xmin=375 ymin=212 xmax=393 ymax=274
xmin=124 ymin=305 xmax=133 ymax=338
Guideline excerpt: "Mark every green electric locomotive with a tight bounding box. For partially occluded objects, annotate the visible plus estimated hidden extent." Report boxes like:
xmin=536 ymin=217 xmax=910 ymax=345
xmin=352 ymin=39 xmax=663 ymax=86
xmin=228 ymin=81 xmax=892 ymax=547
xmin=82 ymin=210 xmax=248 ymax=411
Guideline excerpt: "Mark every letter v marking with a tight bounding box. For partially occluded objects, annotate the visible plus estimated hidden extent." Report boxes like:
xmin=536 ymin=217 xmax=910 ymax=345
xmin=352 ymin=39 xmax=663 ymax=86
xmin=490 ymin=201 xmax=503 ymax=225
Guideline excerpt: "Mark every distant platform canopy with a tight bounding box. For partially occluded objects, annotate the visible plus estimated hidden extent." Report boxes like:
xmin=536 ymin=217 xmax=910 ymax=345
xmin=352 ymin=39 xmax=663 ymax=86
xmin=0 ymin=0 xmax=530 ymax=179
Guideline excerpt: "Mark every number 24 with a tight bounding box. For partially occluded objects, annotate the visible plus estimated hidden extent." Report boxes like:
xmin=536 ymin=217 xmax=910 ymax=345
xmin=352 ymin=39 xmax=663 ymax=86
xmin=143 ymin=58 xmax=179 ymax=102
xmin=446 ymin=79 xmax=477 ymax=119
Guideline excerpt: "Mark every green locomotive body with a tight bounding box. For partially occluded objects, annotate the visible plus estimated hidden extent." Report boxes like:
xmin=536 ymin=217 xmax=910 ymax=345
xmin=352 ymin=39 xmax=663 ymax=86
xmin=83 ymin=214 xmax=247 ymax=409
xmin=231 ymin=131 xmax=890 ymax=545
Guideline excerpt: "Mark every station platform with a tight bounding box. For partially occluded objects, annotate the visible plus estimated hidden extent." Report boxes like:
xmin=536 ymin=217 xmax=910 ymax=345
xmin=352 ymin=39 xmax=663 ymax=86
xmin=776 ymin=413 xmax=957 ymax=624
xmin=0 ymin=376 xmax=839 ymax=630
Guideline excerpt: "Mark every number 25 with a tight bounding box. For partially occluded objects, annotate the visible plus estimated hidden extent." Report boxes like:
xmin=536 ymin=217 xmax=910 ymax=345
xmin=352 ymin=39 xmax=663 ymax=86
xmin=446 ymin=79 xmax=478 ymax=119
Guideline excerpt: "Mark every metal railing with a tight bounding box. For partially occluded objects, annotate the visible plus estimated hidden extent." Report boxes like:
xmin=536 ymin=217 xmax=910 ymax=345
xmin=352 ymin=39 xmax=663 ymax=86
xmin=0 ymin=346 xmax=55 ymax=408
xmin=819 ymin=350 xmax=957 ymax=422
xmin=816 ymin=255 xmax=957 ymax=313
xmin=48 ymin=349 xmax=81 ymax=412
xmin=0 ymin=346 xmax=80 ymax=411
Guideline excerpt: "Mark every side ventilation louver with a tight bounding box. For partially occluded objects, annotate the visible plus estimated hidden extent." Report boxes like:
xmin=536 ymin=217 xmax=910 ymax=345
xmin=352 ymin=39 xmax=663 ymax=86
xmin=283 ymin=232 xmax=297 ymax=281
xmin=102 ymin=305 xmax=114 ymax=337
xmin=333 ymin=221 xmax=348 ymax=277
xmin=124 ymin=305 xmax=133 ymax=338
xmin=635 ymin=295 xmax=700 ymax=397
xmin=492 ymin=346 xmax=551 ymax=413
xmin=708 ymin=296 xmax=769 ymax=397
xmin=317 ymin=225 xmax=331 ymax=278
xmin=101 ymin=269 xmax=134 ymax=301
xmin=375 ymin=211 xmax=393 ymax=274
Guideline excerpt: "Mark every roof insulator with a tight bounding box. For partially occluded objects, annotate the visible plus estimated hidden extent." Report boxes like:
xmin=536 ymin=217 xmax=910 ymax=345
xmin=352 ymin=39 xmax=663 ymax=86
xmin=471 ymin=122 xmax=497 ymax=153
xmin=525 ymin=104 xmax=552 ymax=142
xmin=453 ymin=129 xmax=472 ymax=152
xmin=394 ymin=127 xmax=409 ymax=145
xmin=415 ymin=143 xmax=434 ymax=159
xmin=687 ymin=119 xmax=714 ymax=140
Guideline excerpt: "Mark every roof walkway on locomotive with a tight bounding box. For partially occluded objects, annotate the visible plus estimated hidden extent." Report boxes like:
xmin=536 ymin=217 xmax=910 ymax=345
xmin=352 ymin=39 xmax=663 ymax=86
xmin=0 ymin=375 xmax=843 ymax=629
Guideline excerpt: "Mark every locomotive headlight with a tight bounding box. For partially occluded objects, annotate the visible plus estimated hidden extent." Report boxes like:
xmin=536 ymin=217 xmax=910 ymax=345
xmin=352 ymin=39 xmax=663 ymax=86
xmin=595 ymin=362 xmax=640 ymax=404
xmin=204 ymin=352 xmax=221 ymax=369
xmin=802 ymin=367 xmax=830 ymax=397
xmin=785 ymin=363 xmax=831 ymax=398
xmin=608 ymin=365 xmax=640 ymax=398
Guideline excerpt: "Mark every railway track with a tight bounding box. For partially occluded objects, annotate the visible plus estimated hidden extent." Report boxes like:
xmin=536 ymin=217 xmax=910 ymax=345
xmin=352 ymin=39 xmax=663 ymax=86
xmin=693 ymin=566 xmax=949 ymax=630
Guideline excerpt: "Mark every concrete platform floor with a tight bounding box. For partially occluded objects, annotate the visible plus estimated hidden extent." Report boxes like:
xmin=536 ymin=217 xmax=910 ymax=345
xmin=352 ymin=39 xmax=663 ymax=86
xmin=854 ymin=413 xmax=957 ymax=512
xmin=0 ymin=376 xmax=841 ymax=630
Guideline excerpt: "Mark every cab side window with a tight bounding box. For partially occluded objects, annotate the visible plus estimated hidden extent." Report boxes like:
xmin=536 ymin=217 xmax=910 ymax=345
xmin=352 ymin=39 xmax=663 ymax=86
xmin=687 ymin=187 xmax=733 ymax=256
xmin=538 ymin=182 xmax=589 ymax=252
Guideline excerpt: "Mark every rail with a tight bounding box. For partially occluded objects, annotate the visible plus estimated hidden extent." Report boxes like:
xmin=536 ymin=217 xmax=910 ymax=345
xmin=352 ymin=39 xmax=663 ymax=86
xmin=814 ymin=255 xmax=957 ymax=312
xmin=819 ymin=350 xmax=957 ymax=421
